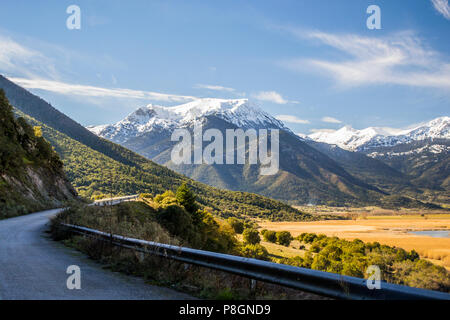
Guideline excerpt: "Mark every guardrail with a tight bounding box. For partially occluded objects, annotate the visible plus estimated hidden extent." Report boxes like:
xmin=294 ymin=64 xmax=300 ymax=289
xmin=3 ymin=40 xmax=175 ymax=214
xmin=61 ymin=223 xmax=450 ymax=300
xmin=93 ymin=195 xmax=139 ymax=206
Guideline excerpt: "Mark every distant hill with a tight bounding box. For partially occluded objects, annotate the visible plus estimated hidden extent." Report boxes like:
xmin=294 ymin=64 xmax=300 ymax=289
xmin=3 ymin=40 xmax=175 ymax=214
xmin=0 ymin=89 xmax=76 ymax=219
xmin=0 ymin=75 xmax=310 ymax=221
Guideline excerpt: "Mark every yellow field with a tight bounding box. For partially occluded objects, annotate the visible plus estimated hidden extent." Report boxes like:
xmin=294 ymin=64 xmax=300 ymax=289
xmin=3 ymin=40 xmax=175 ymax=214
xmin=259 ymin=215 xmax=450 ymax=270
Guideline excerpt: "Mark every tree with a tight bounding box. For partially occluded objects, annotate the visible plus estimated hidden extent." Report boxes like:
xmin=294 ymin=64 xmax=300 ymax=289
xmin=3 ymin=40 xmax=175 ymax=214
xmin=176 ymin=183 xmax=199 ymax=214
xmin=243 ymin=228 xmax=260 ymax=245
xmin=33 ymin=126 xmax=43 ymax=138
xmin=276 ymin=231 xmax=292 ymax=246
xmin=227 ymin=217 xmax=244 ymax=234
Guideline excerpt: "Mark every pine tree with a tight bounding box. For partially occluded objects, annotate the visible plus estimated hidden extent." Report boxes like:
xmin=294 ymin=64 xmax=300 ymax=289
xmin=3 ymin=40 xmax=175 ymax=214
xmin=176 ymin=183 xmax=199 ymax=214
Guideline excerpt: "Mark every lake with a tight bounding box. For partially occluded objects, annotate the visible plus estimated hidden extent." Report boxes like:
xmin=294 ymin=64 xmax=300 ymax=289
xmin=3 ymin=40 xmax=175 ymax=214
xmin=409 ymin=230 xmax=450 ymax=238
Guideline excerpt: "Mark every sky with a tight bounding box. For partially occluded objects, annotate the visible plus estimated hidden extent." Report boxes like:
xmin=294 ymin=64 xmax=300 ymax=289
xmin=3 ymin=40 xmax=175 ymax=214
xmin=0 ymin=0 xmax=449 ymax=135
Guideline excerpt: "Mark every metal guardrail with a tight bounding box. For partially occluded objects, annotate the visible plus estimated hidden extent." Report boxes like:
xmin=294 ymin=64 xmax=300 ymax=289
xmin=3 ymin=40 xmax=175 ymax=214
xmin=61 ymin=223 xmax=450 ymax=300
xmin=93 ymin=195 xmax=139 ymax=206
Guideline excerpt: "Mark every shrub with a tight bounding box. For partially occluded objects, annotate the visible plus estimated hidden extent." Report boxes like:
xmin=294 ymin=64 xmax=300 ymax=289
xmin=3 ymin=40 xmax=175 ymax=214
xmin=240 ymin=244 xmax=269 ymax=261
xmin=243 ymin=228 xmax=260 ymax=245
xmin=262 ymin=230 xmax=277 ymax=243
xmin=227 ymin=217 xmax=244 ymax=234
xmin=276 ymin=231 xmax=292 ymax=246
xmin=302 ymin=233 xmax=317 ymax=244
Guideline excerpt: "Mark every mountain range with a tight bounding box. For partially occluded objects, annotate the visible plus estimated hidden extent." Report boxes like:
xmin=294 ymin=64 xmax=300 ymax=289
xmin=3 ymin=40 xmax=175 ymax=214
xmin=2 ymin=73 xmax=446 ymax=209
xmin=87 ymin=98 xmax=448 ymax=207
xmin=308 ymin=117 xmax=449 ymax=152
xmin=307 ymin=118 xmax=449 ymax=203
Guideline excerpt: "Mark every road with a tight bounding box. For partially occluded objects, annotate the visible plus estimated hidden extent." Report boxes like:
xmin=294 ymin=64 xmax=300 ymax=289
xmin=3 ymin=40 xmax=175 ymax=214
xmin=0 ymin=208 xmax=192 ymax=300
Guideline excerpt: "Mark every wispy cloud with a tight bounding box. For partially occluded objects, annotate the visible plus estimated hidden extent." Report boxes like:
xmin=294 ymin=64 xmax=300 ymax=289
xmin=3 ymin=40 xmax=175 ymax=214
xmin=0 ymin=35 xmax=197 ymax=104
xmin=0 ymin=35 xmax=58 ymax=79
xmin=275 ymin=114 xmax=309 ymax=124
xmin=194 ymin=84 xmax=235 ymax=92
xmin=431 ymin=0 xmax=450 ymax=19
xmin=281 ymin=29 xmax=450 ymax=90
xmin=252 ymin=91 xmax=299 ymax=104
xmin=8 ymin=77 xmax=197 ymax=103
xmin=321 ymin=116 xmax=342 ymax=124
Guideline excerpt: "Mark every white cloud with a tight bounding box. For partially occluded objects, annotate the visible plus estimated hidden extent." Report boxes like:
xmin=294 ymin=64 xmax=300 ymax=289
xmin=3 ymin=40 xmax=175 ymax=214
xmin=8 ymin=77 xmax=197 ymax=103
xmin=275 ymin=114 xmax=310 ymax=124
xmin=321 ymin=116 xmax=342 ymax=124
xmin=431 ymin=0 xmax=450 ymax=19
xmin=194 ymin=84 xmax=235 ymax=92
xmin=252 ymin=91 xmax=299 ymax=104
xmin=281 ymin=29 xmax=450 ymax=90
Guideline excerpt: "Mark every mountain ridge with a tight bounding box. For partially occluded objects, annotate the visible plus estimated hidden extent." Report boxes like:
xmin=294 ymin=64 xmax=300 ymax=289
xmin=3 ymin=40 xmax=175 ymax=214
xmin=308 ymin=116 xmax=449 ymax=152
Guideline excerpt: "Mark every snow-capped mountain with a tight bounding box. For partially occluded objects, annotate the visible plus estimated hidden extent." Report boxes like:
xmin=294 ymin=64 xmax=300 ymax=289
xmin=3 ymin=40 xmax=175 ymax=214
xmin=86 ymin=98 xmax=390 ymax=206
xmin=308 ymin=116 xmax=450 ymax=152
xmin=88 ymin=98 xmax=287 ymax=144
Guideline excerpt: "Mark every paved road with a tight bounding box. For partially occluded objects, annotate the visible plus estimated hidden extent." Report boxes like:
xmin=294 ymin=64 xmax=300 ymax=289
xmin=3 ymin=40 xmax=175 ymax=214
xmin=0 ymin=209 xmax=192 ymax=300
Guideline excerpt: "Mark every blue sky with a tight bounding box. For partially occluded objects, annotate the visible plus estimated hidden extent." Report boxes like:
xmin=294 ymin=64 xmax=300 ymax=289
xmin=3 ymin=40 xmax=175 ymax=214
xmin=0 ymin=0 xmax=449 ymax=134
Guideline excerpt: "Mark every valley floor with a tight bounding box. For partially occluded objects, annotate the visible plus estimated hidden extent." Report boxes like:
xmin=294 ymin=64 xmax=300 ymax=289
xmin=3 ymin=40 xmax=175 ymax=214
xmin=259 ymin=214 xmax=450 ymax=271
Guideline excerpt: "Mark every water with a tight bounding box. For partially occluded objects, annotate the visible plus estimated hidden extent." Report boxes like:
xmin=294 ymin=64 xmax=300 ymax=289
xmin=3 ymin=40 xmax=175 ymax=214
xmin=409 ymin=230 xmax=450 ymax=238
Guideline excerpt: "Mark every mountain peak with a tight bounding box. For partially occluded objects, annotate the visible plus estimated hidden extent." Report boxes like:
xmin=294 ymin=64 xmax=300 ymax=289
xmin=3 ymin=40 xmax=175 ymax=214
xmin=88 ymin=98 xmax=287 ymax=143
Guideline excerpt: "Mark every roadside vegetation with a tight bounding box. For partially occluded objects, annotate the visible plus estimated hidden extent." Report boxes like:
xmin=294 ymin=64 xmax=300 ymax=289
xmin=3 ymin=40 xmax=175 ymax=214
xmin=52 ymin=184 xmax=450 ymax=296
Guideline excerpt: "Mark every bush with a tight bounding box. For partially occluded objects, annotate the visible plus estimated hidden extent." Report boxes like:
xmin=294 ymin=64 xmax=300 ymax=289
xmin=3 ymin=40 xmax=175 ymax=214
xmin=227 ymin=217 xmax=244 ymax=234
xmin=262 ymin=230 xmax=277 ymax=243
xmin=240 ymin=244 xmax=269 ymax=261
xmin=276 ymin=231 xmax=292 ymax=246
xmin=302 ymin=233 xmax=317 ymax=244
xmin=243 ymin=228 xmax=261 ymax=245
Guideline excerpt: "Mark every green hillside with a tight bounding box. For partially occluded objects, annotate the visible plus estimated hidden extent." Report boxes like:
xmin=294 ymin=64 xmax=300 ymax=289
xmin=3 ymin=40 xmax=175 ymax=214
xmin=0 ymin=90 xmax=76 ymax=218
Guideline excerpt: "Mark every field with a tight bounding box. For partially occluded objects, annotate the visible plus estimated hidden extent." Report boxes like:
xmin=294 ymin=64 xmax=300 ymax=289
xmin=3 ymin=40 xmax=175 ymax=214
xmin=258 ymin=214 xmax=450 ymax=270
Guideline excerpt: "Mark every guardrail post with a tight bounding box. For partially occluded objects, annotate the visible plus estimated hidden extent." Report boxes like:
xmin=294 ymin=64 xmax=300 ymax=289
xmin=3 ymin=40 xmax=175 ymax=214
xmin=250 ymin=279 xmax=257 ymax=293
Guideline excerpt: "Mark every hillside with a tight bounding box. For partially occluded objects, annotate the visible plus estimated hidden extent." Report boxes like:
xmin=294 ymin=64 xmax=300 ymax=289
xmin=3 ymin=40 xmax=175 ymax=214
xmin=365 ymin=139 xmax=450 ymax=204
xmin=0 ymin=90 xmax=76 ymax=219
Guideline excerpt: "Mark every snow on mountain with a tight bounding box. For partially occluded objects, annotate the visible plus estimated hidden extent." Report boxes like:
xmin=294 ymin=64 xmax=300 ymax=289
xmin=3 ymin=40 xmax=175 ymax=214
xmin=87 ymin=98 xmax=287 ymax=143
xmin=308 ymin=116 xmax=450 ymax=152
